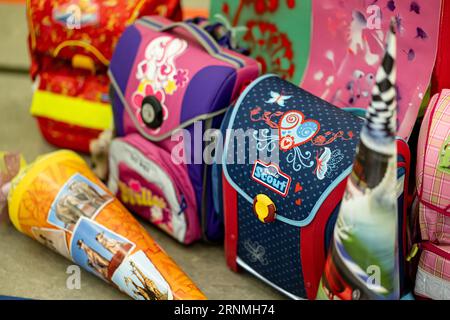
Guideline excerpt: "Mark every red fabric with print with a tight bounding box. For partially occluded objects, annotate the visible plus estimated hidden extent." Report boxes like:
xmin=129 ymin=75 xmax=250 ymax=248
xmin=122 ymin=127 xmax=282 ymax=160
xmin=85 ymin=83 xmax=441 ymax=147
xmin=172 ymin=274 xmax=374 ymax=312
xmin=432 ymin=0 xmax=450 ymax=95
xmin=27 ymin=0 xmax=181 ymax=152
xmin=28 ymin=0 xmax=182 ymax=78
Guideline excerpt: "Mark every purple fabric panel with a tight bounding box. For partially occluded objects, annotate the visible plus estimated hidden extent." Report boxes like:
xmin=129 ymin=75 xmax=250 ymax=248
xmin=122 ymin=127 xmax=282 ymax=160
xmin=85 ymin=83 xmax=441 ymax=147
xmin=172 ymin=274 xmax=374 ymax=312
xmin=185 ymin=125 xmax=203 ymax=225
xmin=205 ymin=165 xmax=224 ymax=241
xmin=180 ymin=66 xmax=236 ymax=122
xmin=204 ymin=111 xmax=226 ymax=241
xmin=182 ymin=66 xmax=237 ymax=240
xmin=110 ymin=26 xmax=141 ymax=136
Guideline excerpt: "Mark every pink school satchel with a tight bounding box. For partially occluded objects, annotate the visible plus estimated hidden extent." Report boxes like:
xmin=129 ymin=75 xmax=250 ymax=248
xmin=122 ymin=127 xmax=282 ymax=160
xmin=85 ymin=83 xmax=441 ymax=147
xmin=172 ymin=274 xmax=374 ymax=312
xmin=107 ymin=16 xmax=260 ymax=243
xmin=414 ymin=89 xmax=450 ymax=300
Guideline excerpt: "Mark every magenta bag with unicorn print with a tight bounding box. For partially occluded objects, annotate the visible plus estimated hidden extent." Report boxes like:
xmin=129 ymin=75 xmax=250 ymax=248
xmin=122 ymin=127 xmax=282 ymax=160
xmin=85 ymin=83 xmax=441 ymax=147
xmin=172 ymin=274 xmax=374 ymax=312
xmin=107 ymin=16 xmax=261 ymax=243
xmin=210 ymin=0 xmax=442 ymax=140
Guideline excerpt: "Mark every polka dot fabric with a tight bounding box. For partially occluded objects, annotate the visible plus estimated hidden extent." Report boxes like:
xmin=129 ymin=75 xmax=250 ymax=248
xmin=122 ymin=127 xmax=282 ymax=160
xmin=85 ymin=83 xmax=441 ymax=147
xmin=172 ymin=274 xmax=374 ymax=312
xmin=222 ymin=75 xmax=411 ymax=299
xmin=226 ymin=75 xmax=363 ymax=223
xmin=222 ymin=75 xmax=363 ymax=299
xmin=237 ymin=195 xmax=306 ymax=297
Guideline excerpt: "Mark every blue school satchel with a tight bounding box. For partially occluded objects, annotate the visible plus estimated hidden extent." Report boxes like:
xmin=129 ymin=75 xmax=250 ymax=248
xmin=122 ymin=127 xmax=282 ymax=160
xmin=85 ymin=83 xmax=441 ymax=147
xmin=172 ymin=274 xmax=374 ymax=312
xmin=215 ymin=75 xmax=411 ymax=299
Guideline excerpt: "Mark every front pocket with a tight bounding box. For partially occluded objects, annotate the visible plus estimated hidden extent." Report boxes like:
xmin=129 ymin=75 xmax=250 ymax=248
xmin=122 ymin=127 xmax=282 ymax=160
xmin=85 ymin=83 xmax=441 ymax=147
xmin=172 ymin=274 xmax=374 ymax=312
xmin=236 ymin=195 xmax=306 ymax=299
xmin=108 ymin=134 xmax=201 ymax=244
xmin=414 ymin=242 xmax=450 ymax=300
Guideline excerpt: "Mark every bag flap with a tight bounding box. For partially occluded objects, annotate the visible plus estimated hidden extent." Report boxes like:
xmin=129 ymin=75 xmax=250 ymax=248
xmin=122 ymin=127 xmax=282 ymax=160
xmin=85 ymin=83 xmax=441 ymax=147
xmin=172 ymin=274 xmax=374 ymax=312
xmin=27 ymin=0 xmax=159 ymax=65
xmin=109 ymin=16 xmax=258 ymax=142
xmin=222 ymin=75 xmax=364 ymax=227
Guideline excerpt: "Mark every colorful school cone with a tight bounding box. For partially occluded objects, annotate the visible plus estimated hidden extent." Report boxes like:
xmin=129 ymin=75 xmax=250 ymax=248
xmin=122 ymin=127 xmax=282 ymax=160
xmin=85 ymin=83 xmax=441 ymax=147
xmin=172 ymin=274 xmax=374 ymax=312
xmin=4 ymin=150 xmax=206 ymax=300
xmin=316 ymin=22 xmax=400 ymax=300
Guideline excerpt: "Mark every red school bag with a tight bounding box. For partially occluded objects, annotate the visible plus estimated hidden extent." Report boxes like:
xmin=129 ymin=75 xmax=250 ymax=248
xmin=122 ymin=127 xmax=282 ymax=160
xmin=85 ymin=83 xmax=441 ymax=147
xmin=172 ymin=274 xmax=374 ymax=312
xmin=431 ymin=0 xmax=450 ymax=95
xmin=27 ymin=0 xmax=181 ymax=153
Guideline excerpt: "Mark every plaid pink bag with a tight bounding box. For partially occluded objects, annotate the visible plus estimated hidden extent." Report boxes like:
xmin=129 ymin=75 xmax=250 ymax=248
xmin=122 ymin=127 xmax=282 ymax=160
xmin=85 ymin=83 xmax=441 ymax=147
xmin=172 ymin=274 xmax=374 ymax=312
xmin=414 ymin=90 xmax=450 ymax=300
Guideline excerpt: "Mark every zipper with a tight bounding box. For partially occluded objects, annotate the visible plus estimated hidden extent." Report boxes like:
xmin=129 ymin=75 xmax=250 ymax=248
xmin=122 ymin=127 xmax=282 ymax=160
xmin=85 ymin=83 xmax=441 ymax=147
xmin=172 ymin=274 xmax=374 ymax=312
xmin=201 ymin=117 xmax=214 ymax=242
xmin=397 ymin=161 xmax=408 ymax=264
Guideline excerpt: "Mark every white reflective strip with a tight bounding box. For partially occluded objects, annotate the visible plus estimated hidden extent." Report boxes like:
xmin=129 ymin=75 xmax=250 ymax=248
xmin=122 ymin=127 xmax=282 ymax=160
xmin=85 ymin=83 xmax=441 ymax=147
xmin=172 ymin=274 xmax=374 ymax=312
xmin=415 ymin=266 xmax=450 ymax=300
xmin=236 ymin=257 xmax=303 ymax=300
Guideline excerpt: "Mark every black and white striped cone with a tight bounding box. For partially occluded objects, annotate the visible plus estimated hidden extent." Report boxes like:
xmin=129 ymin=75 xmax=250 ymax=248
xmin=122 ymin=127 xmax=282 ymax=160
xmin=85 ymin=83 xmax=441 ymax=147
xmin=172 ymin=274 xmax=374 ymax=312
xmin=316 ymin=21 xmax=400 ymax=300
xmin=362 ymin=22 xmax=397 ymax=153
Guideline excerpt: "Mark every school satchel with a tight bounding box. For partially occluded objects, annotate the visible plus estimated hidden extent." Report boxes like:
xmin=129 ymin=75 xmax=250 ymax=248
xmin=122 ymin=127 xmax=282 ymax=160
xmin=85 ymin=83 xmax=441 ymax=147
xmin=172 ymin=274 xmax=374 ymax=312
xmin=107 ymin=16 xmax=260 ymax=243
xmin=209 ymin=0 xmax=442 ymax=140
xmin=27 ymin=0 xmax=181 ymax=152
xmin=219 ymin=75 xmax=412 ymax=299
xmin=414 ymin=90 xmax=450 ymax=300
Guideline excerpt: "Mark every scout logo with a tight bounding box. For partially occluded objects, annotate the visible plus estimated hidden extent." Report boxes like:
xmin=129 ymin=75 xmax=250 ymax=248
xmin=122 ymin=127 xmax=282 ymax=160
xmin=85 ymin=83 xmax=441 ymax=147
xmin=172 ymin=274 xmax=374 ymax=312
xmin=251 ymin=160 xmax=291 ymax=197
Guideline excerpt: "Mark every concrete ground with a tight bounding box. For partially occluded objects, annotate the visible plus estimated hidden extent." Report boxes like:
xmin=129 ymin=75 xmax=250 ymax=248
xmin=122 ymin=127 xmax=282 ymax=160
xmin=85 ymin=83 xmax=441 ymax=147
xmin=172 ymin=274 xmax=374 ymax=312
xmin=0 ymin=2 xmax=284 ymax=300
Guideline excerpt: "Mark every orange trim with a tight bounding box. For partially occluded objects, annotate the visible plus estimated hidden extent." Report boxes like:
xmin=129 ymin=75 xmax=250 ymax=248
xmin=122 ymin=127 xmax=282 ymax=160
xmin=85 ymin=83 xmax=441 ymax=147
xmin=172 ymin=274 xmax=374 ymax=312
xmin=183 ymin=7 xmax=209 ymax=19
xmin=126 ymin=0 xmax=148 ymax=25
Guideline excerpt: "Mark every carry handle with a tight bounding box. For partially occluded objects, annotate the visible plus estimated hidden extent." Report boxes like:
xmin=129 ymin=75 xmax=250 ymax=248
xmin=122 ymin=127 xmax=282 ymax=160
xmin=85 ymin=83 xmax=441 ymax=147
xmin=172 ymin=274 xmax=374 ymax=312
xmin=52 ymin=40 xmax=110 ymax=66
xmin=160 ymin=22 xmax=221 ymax=55
xmin=138 ymin=17 xmax=242 ymax=68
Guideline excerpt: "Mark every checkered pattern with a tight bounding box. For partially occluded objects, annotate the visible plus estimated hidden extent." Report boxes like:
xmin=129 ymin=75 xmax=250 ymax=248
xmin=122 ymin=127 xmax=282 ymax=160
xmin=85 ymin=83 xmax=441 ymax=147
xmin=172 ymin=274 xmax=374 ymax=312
xmin=418 ymin=247 xmax=450 ymax=282
xmin=365 ymin=23 xmax=397 ymax=141
xmin=415 ymin=90 xmax=450 ymax=298
xmin=417 ymin=91 xmax=450 ymax=244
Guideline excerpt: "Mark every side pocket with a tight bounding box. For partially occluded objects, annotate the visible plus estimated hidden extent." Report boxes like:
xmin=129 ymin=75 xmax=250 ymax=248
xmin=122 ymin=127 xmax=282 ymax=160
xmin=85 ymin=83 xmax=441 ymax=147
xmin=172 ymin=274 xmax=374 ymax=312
xmin=108 ymin=135 xmax=201 ymax=244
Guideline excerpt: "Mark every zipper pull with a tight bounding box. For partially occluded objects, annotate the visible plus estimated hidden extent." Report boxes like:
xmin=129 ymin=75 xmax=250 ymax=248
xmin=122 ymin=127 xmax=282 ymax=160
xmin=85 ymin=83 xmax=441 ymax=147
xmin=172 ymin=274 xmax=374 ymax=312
xmin=406 ymin=243 xmax=420 ymax=262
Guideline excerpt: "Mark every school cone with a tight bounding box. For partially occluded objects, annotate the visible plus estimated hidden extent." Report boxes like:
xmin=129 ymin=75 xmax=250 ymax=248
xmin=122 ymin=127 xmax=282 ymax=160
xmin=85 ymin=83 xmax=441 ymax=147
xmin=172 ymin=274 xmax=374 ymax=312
xmin=316 ymin=22 xmax=400 ymax=300
xmin=1 ymin=150 xmax=206 ymax=300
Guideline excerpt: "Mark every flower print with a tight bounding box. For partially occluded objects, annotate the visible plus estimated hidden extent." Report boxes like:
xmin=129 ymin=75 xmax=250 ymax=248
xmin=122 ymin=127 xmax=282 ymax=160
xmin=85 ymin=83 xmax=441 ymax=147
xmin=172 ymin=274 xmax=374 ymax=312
xmin=313 ymin=135 xmax=327 ymax=145
xmin=173 ymin=69 xmax=189 ymax=88
xmin=132 ymin=83 xmax=168 ymax=128
xmin=243 ymin=20 xmax=295 ymax=79
xmin=285 ymin=0 xmax=295 ymax=8
xmin=242 ymin=0 xmax=295 ymax=15
xmin=128 ymin=179 xmax=142 ymax=193
xmin=164 ymin=80 xmax=177 ymax=95
xmin=252 ymin=0 xmax=279 ymax=14
xmin=132 ymin=83 xmax=164 ymax=108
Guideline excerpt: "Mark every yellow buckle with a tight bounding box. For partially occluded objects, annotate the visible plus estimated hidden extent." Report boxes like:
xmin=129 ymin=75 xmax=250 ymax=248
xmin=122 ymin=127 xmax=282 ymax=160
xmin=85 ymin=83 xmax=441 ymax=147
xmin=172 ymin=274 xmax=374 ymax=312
xmin=253 ymin=194 xmax=277 ymax=223
xmin=406 ymin=244 xmax=419 ymax=262
xmin=72 ymin=54 xmax=96 ymax=73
